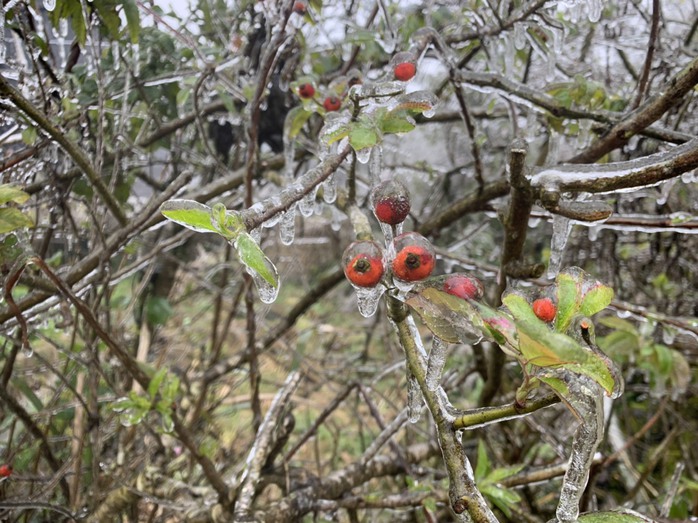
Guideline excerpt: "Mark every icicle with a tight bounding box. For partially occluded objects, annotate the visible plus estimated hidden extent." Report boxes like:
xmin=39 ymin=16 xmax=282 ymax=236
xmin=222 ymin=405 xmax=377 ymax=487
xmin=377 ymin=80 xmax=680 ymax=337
xmin=246 ymin=265 xmax=280 ymax=304
xmin=369 ymin=145 xmax=383 ymax=184
xmin=283 ymin=132 xmax=296 ymax=180
xmin=298 ymin=189 xmax=316 ymax=217
xmin=322 ymin=173 xmax=337 ymax=203
xmin=132 ymin=44 xmax=140 ymax=77
xmin=355 ymin=146 xmax=372 ymax=164
xmin=407 ymin=373 xmax=424 ymax=423
xmin=426 ymin=336 xmax=448 ymax=391
xmin=587 ymin=0 xmax=602 ymax=22
xmin=555 ymin=376 xmax=604 ymax=523
xmin=353 ymin=284 xmax=386 ymax=318
xmin=279 ymin=203 xmax=296 ymax=245
xmin=513 ymin=22 xmax=527 ymax=50
xmin=548 ymin=214 xmax=572 ymax=278
xmin=0 ymin=6 xmax=6 ymax=65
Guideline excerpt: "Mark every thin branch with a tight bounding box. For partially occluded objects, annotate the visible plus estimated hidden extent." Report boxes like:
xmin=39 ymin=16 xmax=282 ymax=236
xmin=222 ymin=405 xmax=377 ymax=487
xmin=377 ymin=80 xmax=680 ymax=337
xmin=0 ymin=74 xmax=127 ymax=226
xmin=452 ymin=393 xmax=559 ymax=430
xmin=631 ymin=0 xmax=661 ymax=109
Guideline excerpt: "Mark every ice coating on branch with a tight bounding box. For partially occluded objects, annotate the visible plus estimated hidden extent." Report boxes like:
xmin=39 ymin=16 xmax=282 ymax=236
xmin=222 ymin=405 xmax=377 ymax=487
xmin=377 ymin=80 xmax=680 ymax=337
xmin=548 ymin=214 xmax=572 ymax=278
xmin=555 ymin=374 xmax=605 ymax=523
xmin=279 ymin=203 xmax=296 ymax=245
xmin=0 ymin=6 xmax=5 ymax=64
xmin=407 ymin=373 xmax=424 ymax=423
xmin=426 ymin=336 xmax=448 ymax=391
xmin=513 ymin=22 xmax=527 ymax=50
xmin=298 ymin=185 xmax=318 ymax=217
xmin=353 ymin=284 xmax=386 ymax=318
xmin=349 ymin=81 xmax=404 ymax=99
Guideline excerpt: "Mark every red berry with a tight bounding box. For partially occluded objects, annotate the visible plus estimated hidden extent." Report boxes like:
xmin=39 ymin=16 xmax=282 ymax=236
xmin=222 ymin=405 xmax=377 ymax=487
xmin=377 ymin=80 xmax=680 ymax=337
xmin=394 ymin=62 xmax=416 ymax=82
xmin=532 ymin=297 xmax=556 ymax=323
xmin=0 ymin=464 xmax=12 ymax=478
xmin=343 ymin=241 xmax=385 ymax=288
xmin=371 ymin=180 xmax=411 ymax=225
xmin=292 ymin=1 xmax=306 ymax=14
xmin=443 ymin=274 xmax=483 ymax=300
xmin=297 ymin=83 xmax=315 ymax=99
xmin=392 ymin=232 xmax=435 ymax=282
xmin=323 ymin=96 xmax=341 ymax=112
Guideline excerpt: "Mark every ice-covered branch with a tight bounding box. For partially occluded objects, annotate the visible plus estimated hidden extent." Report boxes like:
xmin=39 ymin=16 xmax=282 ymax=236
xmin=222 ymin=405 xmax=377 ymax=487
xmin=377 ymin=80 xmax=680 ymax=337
xmin=0 ymin=73 xmax=128 ymax=225
xmin=529 ymin=138 xmax=698 ymax=193
xmin=569 ymin=55 xmax=698 ymax=163
xmin=452 ymin=394 xmax=559 ymax=431
xmin=387 ymin=296 xmax=497 ymax=523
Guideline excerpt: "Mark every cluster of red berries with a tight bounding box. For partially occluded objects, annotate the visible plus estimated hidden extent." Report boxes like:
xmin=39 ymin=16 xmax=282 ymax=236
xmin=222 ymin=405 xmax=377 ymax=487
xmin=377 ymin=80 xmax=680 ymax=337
xmin=342 ymin=180 xmax=486 ymax=302
xmin=0 ymin=464 xmax=12 ymax=478
xmin=296 ymin=82 xmax=345 ymax=113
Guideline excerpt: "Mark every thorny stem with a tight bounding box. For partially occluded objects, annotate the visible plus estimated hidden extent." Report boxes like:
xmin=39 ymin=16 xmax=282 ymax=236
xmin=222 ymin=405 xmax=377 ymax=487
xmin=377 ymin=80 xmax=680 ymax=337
xmin=387 ymin=296 xmax=497 ymax=523
xmin=0 ymin=73 xmax=127 ymax=226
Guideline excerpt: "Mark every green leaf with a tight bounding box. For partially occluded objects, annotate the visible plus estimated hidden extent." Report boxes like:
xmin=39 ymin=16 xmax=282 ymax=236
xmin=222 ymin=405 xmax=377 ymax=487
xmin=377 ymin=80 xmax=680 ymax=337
xmin=379 ymin=109 xmax=416 ymax=135
xmin=475 ymin=440 xmax=490 ymax=480
xmin=0 ymin=184 xmax=30 ymax=205
xmin=160 ymin=199 xmax=218 ymax=234
xmin=122 ymin=0 xmax=140 ymax=43
xmin=148 ymin=368 xmax=168 ymax=399
xmin=577 ymin=509 xmax=654 ymax=522
xmin=145 ymin=296 xmax=173 ymax=326
xmin=537 ymin=375 xmax=570 ymax=398
xmin=580 ymin=284 xmax=613 ymax=317
xmin=285 ymin=106 xmax=313 ymax=139
xmin=0 ymin=208 xmax=34 ymax=234
xmin=349 ymin=125 xmax=379 ymax=151
xmin=555 ymin=270 xmax=582 ymax=332
xmin=235 ymin=232 xmax=278 ymax=288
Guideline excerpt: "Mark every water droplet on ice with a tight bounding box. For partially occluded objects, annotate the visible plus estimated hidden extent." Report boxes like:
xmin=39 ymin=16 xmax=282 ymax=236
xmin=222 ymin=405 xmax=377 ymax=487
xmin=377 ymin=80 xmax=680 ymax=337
xmin=355 ymin=147 xmax=372 ymax=164
xmin=247 ymin=265 xmax=280 ymax=304
xmin=43 ymin=0 xmax=56 ymax=11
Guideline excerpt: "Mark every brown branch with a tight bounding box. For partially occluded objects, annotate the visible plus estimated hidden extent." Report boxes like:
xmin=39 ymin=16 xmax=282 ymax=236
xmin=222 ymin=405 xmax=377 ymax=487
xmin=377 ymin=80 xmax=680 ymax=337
xmin=568 ymin=55 xmax=698 ymax=164
xmin=630 ymin=0 xmax=661 ymax=109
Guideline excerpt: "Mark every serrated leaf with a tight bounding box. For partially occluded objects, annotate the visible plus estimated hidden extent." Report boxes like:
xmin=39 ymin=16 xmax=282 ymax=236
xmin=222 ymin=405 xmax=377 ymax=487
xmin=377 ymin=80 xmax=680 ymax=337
xmin=349 ymin=125 xmax=378 ymax=150
xmin=0 ymin=208 xmax=34 ymax=234
xmin=0 ymin=184 xmax=31 ymax=205
xmin=122 ymin=0 xmax=140 ymax=43
xmin=580 ymin=284 xmax=613 ymax=316
xmin=235 ymin=232 xmax=278 ymax=288
xmin=160 ymin=199 xmax=218 ymax=234
xmin=285 ymin=106 xmax=313 ymax=139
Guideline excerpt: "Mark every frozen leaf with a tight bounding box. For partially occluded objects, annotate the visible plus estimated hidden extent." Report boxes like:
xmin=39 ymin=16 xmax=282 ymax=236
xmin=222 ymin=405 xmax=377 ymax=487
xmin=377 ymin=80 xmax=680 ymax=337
xmin=349 ymin=124 xmax=379 ymax=151
xmin=122 ymin=0 xmax=140 ymax=43
xmin=285 ymin=106 xmax=313 ymax=139
xmin=579 ymin=283 xmax=613 ymax=317
xmin=160 ymin=200 xmax=218 ymax=234
xmin=0 ymin=208 xmax=34 ymax=234
xmin=235 ymin=232 xmax=278 ymax=289
xmin=0 ymin=184 xmax=30 ymax=205
xmin=405 ymin=287 xmax=486 ymax=344
xmin=379 ymin=109 xmax=416 ymax=135
xmin=555 ymin=270 xmax=583 ymax=332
